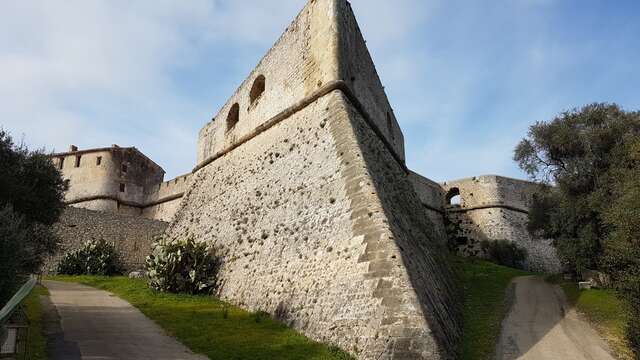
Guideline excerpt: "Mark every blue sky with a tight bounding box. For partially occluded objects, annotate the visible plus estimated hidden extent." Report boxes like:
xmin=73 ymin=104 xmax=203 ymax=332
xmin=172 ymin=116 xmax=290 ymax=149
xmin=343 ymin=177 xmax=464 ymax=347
xmin=1 ymin=0 xmax=639 ymax=181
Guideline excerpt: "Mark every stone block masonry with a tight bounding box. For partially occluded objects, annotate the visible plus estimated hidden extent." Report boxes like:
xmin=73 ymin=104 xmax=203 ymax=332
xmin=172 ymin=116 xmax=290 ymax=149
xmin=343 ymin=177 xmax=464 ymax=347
xmin=440 ymin=176 xmax=562 ymax=273
xmin=44 ymin=0 xmax=563 ymax=358
xmin=167 ymin=89 xmax=460 ymax=359
xmin=46 ymin=207 xmax=168 ymax=273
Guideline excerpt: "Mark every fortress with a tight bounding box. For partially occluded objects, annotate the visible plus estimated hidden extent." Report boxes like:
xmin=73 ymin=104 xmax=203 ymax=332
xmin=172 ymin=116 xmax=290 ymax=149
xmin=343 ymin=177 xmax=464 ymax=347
xmin=48 ymin=1 xmax=560 ymax=359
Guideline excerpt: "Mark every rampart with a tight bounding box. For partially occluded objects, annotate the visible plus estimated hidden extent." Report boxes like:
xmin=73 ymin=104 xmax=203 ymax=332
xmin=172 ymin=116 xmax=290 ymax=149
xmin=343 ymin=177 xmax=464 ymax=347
xmin=167 ymin=1 xmax=461 ymax=358
xmin=46 ymin=206 xmax=168 ymax=273
xmin=45 ymin=0 xmax=563 ymax=358
xmin=50 ymin=145 xmax=191 ymax=222
xmin=439 ymin=175 xmax=561 ymax=272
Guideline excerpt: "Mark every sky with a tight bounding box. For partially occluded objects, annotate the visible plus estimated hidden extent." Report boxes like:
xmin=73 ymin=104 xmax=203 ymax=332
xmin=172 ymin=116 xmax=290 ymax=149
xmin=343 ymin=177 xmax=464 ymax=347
xmin=1 ymin=0 xmax=639 ymax=182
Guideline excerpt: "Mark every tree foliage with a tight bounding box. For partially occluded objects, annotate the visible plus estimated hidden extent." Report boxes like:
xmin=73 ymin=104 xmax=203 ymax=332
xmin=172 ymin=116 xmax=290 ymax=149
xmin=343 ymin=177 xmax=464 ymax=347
xmin=514 ymin=103 xmax=640 ymax=356
xmin=0 ymin=130 xmax=66 ymax=304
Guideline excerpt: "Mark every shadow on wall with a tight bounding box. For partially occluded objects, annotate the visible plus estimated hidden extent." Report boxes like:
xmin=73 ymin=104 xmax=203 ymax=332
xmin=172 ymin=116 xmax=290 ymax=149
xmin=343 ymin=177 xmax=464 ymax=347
xmin=343 ymin=101 xmax=463 ymax=358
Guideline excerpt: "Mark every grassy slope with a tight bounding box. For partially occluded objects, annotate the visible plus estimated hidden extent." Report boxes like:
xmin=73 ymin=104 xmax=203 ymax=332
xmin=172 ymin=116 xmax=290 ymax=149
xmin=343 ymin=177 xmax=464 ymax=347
xmin=458 ymin=258 xmax=531 ymax=360
xmin=50 ymin=276 xmax=352 ymax=360
xmin=550 ymin=277 xmax=634 ymax=360
xmin=23 ymin=285 xmax=49 ymax=360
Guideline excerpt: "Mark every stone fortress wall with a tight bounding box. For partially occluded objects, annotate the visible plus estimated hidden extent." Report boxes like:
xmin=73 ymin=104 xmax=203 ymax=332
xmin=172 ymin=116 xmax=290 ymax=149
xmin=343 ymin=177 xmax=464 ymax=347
xmin=438 ymin=175 xmax=561 ymax=272
xmin=51 ymin=145 xmax=191 ymax=222
xmin=45 ymin=206 xmax=168 ymax=273
xmin=47 ymin=0 xmax=562 ymax=358
xmin=168 ymin=1 xmax=461 ymax=358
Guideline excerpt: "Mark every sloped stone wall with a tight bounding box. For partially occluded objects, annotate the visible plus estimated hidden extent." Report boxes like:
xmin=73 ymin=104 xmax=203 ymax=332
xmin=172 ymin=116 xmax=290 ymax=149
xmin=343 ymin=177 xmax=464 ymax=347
xmin=166 ymin=91 xmax=460 ymax=359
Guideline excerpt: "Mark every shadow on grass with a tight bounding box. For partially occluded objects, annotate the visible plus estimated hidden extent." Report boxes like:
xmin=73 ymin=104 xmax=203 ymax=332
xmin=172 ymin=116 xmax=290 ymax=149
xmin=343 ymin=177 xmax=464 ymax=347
xmin=545 ymin=275 xmax=634 ymax=360
xmin=457 ymin=258 xmax=532 ymax=360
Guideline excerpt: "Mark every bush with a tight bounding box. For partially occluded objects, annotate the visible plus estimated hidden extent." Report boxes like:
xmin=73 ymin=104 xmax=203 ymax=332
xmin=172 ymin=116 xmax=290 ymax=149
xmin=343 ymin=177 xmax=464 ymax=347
xmin=480 ymin=240 xmax=527 ymax=269
xmin=57 ymin=240 xmax=123 ymax=276
xmin=146 ymin=236 xmax=221 ymax=294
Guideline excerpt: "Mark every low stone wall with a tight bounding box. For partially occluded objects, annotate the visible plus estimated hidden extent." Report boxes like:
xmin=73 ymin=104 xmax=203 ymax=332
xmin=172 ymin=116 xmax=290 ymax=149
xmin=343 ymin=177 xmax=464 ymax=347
xmin=45 ymin=207 xmax=168 ymax=273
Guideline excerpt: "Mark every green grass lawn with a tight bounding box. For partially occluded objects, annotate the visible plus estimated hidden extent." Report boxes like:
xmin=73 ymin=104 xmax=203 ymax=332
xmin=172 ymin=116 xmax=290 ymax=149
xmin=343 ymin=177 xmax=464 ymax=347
xmin=23 ymin=284 xmax=49 ymax=360
xmin=547 ymin=276 xmax=634 ymax=360
xmin=457 ymin=258 xmax=531 ymax=360
xmin=49 ymin=276 xmax=352 ymax=360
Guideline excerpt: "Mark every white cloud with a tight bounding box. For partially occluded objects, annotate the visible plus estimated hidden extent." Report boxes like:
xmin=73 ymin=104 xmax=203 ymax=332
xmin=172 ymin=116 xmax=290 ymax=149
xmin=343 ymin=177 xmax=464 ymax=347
xmin=0 ymin=0 xmax=305 ymax=178
xmin=1 ymin=0 xmax=635 ymax=183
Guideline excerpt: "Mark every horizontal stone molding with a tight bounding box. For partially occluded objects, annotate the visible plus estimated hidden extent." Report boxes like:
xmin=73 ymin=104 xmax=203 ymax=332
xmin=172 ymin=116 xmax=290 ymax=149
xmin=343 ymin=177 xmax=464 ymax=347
xmin=193 ymin=80 xmax=408 ymax=174
xmin=445 ymin=203 xmax=529 ymax=214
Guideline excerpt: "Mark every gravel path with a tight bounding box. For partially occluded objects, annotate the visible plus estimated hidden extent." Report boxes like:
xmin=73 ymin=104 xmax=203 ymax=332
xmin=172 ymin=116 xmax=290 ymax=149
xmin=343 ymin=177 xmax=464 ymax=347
xmin=496 ymin=276 xmax=616 ymax=360
xmin=42 ymin=280 xmax=208 ymax=360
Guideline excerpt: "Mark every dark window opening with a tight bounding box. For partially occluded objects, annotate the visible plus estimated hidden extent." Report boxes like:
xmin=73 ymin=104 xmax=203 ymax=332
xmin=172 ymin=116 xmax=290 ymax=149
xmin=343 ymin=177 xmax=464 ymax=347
xmin=96 ymin=156 xmax=102 ymax=166
xmin=64 ymin=179 xmax=70 ymax=189
xmin=122 ymin=164 xmax=128 ymax=173
xmin=74 ymin=155 xmax=81 ymax=168
xmin=386 ymin=112 xmax=395 ymax=141
xmin=58 ymin=157 xmax=65 ymax=170
xmin=226 ymin=103 xmax=240 ymax=132
xmin=249 ymin=75 xmax=266 ymax=107
xmin=446 ymin=187 xmax=461 ymax=206
xmin=119 ymin=183 xmax=126 ymax=193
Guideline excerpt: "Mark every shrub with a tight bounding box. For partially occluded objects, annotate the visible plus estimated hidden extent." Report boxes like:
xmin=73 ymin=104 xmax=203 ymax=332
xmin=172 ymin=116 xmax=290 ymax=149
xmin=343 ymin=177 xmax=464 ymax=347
xmin=480 ymin=240 xmax=527 ymax=269
xmin=146 ymin=236 xmax=221 ymax=294
xmin=57 ymin=239 xmax=123 ymax=276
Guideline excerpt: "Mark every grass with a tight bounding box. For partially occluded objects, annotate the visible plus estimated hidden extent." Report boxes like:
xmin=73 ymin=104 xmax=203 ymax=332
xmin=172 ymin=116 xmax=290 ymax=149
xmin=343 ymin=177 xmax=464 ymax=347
xmin=547 ymin=275 xmax=634 ymax=360
xmin=457 ymin=257 xmax=532 ymax=360
xmin=49 ymin=276 xmax=353 ymax=360
xmin=23 ymin=284 xmax=49 ymax=360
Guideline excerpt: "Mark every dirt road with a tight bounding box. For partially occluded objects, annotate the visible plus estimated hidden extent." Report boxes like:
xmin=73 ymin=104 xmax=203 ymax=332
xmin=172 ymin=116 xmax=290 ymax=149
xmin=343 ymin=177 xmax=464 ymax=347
xmin=497 ymin=276 xmax=616 ymax=360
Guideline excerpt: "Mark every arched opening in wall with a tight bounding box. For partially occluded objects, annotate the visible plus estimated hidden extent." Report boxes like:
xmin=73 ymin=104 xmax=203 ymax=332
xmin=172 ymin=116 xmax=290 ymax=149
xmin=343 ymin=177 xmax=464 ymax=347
xmin=446 ymin=187 xmax=461 ymax=206
xmin=386 ymin=112 xmax=395 ymax=141
xmin=226 ymin=103 xmax=240 ymax=132
xmin=249 ymin=75 xmax=265 ymax=108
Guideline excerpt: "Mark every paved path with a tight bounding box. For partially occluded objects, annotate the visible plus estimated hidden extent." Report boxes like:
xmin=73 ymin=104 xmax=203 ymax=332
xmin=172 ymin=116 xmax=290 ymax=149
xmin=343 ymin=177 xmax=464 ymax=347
xmin=42 ymin=280 xmax=208 ymax=360
xmin=496 ymin=276 xmax=616 ymax=360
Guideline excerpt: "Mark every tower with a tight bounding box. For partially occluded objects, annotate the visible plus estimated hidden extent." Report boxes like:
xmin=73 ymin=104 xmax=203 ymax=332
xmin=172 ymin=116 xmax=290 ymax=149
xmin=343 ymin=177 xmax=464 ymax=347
xmin=167 ymin=1 xmax=462 ymax=358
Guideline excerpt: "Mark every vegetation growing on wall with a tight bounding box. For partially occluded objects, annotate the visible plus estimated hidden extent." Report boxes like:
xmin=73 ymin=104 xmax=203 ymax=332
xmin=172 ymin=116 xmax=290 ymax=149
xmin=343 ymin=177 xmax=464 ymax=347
xmin=0 ymin=130 xmax=66 ymax=304
xmin=514 ymin=103 xmax=640 ymax=356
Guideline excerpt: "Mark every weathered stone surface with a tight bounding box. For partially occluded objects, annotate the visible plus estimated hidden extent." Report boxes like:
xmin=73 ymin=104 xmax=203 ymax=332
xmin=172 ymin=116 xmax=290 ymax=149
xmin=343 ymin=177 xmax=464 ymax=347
xmin=167 ymin=87 xmax=460 ymax=359
xmin=47 ymin=207 xmax=167 ymax=273
xmin=440 ymin=175 xmax=562 ymax=273
xmin=50 ymin=146 xmax=191 ymax=222
xmin=43 ymin=1 xmax=566 ymax=358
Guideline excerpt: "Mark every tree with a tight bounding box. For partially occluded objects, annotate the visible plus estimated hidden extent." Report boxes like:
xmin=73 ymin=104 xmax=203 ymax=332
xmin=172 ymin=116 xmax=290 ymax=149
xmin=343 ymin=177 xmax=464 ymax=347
xmin=514 ymin=103 xmax=640 ymax=356
xmin=0 ymin=130 xmax=66 ymax=304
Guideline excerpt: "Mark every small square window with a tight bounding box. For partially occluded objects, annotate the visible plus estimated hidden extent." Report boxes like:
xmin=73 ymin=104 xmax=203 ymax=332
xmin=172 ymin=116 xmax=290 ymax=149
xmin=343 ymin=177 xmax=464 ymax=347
xmin=122 ymin=164 xmax=128 ymax=173
xmin=75 ymin=155 xmax=81 ymax=168
xmin=96 ymin=156 xmax=102 ymax=166
xmin=119 ymin=183 xmax=126 ymax=192
xmin=58 ymin=157 xmax=65 ymax=170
